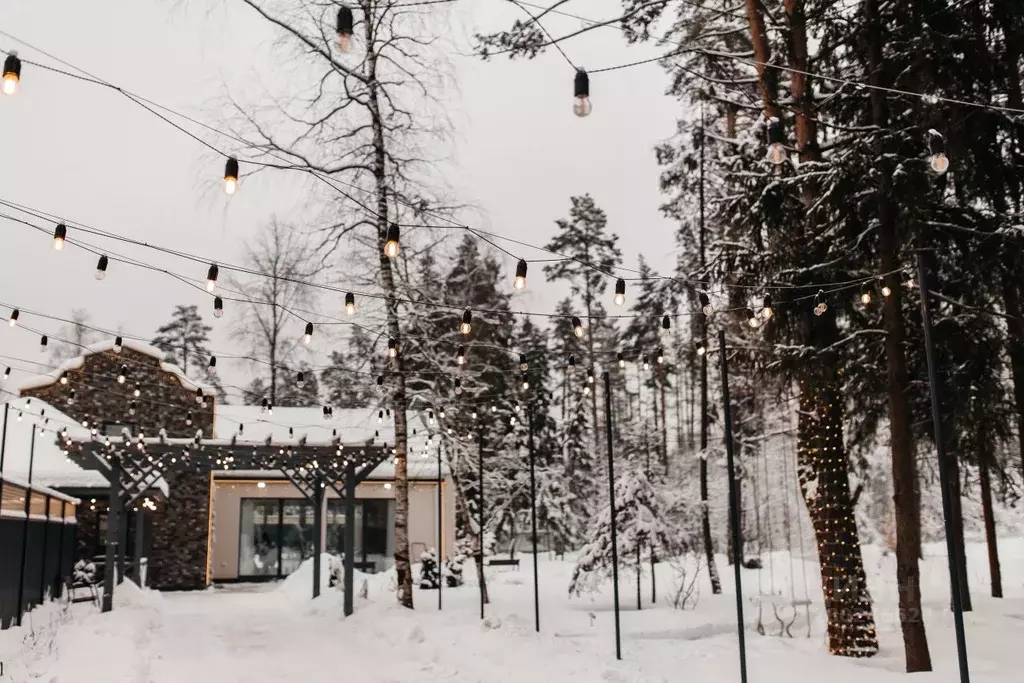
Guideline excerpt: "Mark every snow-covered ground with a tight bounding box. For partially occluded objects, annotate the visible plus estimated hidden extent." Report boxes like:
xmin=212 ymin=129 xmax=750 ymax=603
xmin=2 ymin=540 xmax=1021 ymax=682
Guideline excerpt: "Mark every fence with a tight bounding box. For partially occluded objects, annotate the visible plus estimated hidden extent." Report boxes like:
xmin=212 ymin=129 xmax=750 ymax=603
xmin=0 ymin=472 xmax=78 ymax=629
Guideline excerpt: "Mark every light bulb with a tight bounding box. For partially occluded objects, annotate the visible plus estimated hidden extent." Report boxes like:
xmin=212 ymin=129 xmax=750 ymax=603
xmin=460 ymin=309 xmax=472 ymax=335
xmin=573 ymin=95 xmax=593 ymax=117
xmin=297 ymin=372 xmax=305 ymax=388
xmin=617 ymin=352 xmax=625 ymax=368
xmin=95 ymin=255 xmax=108 ymax=280
xmin=522 ymin=378 xmax=530 ymax=391
xmin=114 ymin=336 xmax=123 ymax=353
xmin=206 ymin=264 xmax=219 ymax=292
xmin=861 ymin=291 xmax=872 ymax=305
xmin=699 ymin=292 xmax=714 ymax=316
xmin=345 ymin=292 xmax=356 ymax=315
xmin=304 ymin=322 xmax=314 ymax=345
xmin=384 ymin=223 xmax=400 ymax=258
xmin=767 ymin=142 xmax=787 ymax=165
xmin=2 ymin=53 xmax=20 ymax=96
xmin=572 ymin=316 xmax=584 ymax=338
xmin=583 ymin=384 xmax=591 ymax=395
xmin=456 ymin=345 xmax=466 ymax=366
xmin=746 ymin=309 xmax=760 ymax=328
xmin=388 ymin=338 xmax=398 ymax=358
xmin=338 ymin=33 xmax=352 ymax=53
xmin=930 ymin=153 xmax=949 ymax=175
xmin=53 ymin=223 xmax=67 ymax=250
xmin=514 ymin=259 xmax=528 ymax=290
xmin=214 ymin=297 xmax=224 ymax=319
xmin=881 ymin=285 xmax=892 ymax=297
xmin=573 ymin=69 xmax=592 ymax=117
xmin=761 ymin=295 xmax=774 ymax=320
xmin=8 ymin=309 xmax=19 ymax=327
xmin=336 ymin=6 xmax=355 ymax=52
xmin=696 ymin=341 xmax=707 ymax=356
xmin=224 ymin=158 xmax=239 ymax=195
xmin=60 ymin=372 xmax=69 ymax=385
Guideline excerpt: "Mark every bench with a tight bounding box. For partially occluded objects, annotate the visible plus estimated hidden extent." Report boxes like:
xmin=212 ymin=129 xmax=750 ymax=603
xmin=486 ymin=557 xmax=520 ymax=569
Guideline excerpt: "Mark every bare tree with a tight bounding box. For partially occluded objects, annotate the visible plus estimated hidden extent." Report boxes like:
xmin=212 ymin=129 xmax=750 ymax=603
xmin=230 ymin=219 xmax=322 ymax=405
xmin=50 ymin=309 xmax=100 ymax=363
xmin=218 ymin=0 xmax=456 ymax=608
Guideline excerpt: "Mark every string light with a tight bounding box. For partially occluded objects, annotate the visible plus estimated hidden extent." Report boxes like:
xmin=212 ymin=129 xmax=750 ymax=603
xmin=214 ymin=296 xmax=224 ymax=318
xmin=746 ymin=308 xmax=760 ymax=328
xmin=378 ymin=410 xmax=384 ymax=424
xmin=456 ymin=345 xmax=466 ymax=365
xmin=573 ymin=69 xmax=592 ymax=117
xmin=133 ymin=382 xmax=141 ymax=398
xmin=614 ymin=278 xmax=626 ymax=306
xmin=114 ymin=336 xmax=123 ymax=353
xmin=567 ymin=354 xmax=576 ymax=373
xmin=454 ymin=378 xmax=463 ymax=395
xmin=303 ymin=322 xmax=314 ymax=345
xmin=587 ymin=368 xmax=595 ymax=384
xmin=384 ymin=223 xmax=400 ymax=258
xmin=699 ymin=292 xmax=714 ymax=316
xmin=2 ymin=52 xmax=21 ymax=96
xmin=514 ymin=259 xmax=528 ymax=290
xmin=572 ymin=316 xmax=584 ymax=338
xmin=661 ymin=315 xmax=671 ymax=335
xmin=59 ymin=372 xmax=69 ymax=385
xmin=766 ymin=117 xmax=787 ymax=165
xmin=617 ymin=352 xmax=625 ymax=368
xmin=345 ymin=292 xmax=356 ymax=315
xmin=208 ymin=356 xmax=217 ymax=375
xmin=928 ymin=129 xmax=949 ymax=175
xmin=521 ymin=373 xmax=530 ymax=391
xmin=814 ymin=290 xmax=828 ymax=317
xmin=2 ymin=367 xmax=9 ymax=382
xmin=128 ymin=400 xmax=137 ymax=416
xmin=860 ymin=288 xmax=872 ymax=305
xmin=336 ymin=5 xmax=355 ymax=52
xmin=439 ymin=407 xmax=446 ymax=419
xmin=761 ymin=294 xmax=774 ymax=320
xmin=206 ymin=264 xmax=219 ymax=292
xmin=519 ymin=354 xmax=528 ymax=372
xmin=67 ymin=389 xmax=75 ymax=405
xmin=224 ymin=158 xmax=239 ymax=195
xmin=460 ymin=309 xmax=472 ymax=335
xmin=696 ymin=340 xmax=707 ymax=356
xmin=8 ymin=309 xmax=19 ymax=327
xmin=655 ymin=347 xmax=665 ymax=364
xmin=388 ymin=338 xmax=399 ymax=358
xmin=376 ymin=374 xmax=384 ymax=387
xmin=881 ymin=284 xmax=892 ymax=297
xmin=52 ymin=223 xmax=67 ymax=250
xmin=261 ymin=398 xmax=269 ymax=414
xmin=117 ymin=364 xmax=128 ymax=384
xmin=39 ymin=335 xmax=48 ymax=352
xmin=93 ymin=255 xmax=109 ymax=280
xmin=196 ymin=387 xmax=206 ymax=406
xmin=642 ymin=354 xmax=650 ymax=371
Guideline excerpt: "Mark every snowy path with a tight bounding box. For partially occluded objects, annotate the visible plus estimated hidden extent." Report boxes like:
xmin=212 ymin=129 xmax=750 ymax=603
xmin=4 ymin=541 xmax=1022 ymax=682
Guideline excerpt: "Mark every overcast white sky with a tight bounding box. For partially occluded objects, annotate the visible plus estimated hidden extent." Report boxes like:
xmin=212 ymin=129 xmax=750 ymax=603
xmin=0 ymin=0 xmax=680 ymax=401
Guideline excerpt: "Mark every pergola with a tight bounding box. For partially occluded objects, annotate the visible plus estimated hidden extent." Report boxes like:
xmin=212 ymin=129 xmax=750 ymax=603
xmin=63 ymin=429 xmax=391 ymax=615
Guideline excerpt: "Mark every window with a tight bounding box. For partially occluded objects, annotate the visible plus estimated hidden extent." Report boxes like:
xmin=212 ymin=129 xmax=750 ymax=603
xmin=238 ymin=500 xmax=280 ymax=577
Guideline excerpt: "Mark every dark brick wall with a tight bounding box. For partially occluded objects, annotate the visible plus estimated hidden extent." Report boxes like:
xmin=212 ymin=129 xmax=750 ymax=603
xmin=21 ymin=347 xmax=215 ymax=590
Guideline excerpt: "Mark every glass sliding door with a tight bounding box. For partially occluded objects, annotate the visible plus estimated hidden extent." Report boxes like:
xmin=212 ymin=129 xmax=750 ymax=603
xmin=325 ymin=499 xmax=362 ymax=560
xmin=279 ymin=500 xmax=315 ymax=575
xmin=239 ymin=500 xmax=280 ymax=578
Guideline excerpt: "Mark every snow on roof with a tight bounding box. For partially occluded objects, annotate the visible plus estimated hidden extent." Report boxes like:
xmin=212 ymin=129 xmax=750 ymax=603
xmin=17 ymin=338 xmax=214 ymax=395
xmin=0 ymin=397 xmax=145 ymax=493
xmin=217 ymin=457 xmax=449 ymax=481
xmin=0 ymin=471 xmax=81 ymax=504
xmin=215 ymin=405 xmax=399 ymax=445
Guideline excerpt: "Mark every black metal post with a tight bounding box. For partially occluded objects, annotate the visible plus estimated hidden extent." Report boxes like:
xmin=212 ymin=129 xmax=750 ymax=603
xmin=102 ymin=456 xmax=121 ymax=613
xmin=312 ymin=483 xmax=324 ymax=599
xmin=56 ymin=500 xmax=66 ymax=599
xmin=528 ymin=405 xmax=540 ymax=632
xmin=15 ymin=428 xmax=36 ymax=626
xmin=438 ymin=441 xmax=443 ymax=610
xmin=478 ymin=425 xmax=486 ymax=620
xmin=117 ymin=495 xmax=128 ymax=586
xmin=343 ymin=460 xmax=356 ymax=617
xmin=39 ymin=494 xmax=50 ymax=601
xmin=603 ymin=372 xmax=622 ymax=661
xmin=917 ymin=252 xmax=971 ymax=683
xmin=134 ymin=509 xmax=145 ymax=587
xmin=719 ymin=328 xmax=748 ymax=683
xmin=0 ymin=403 xmax=8 ymax=523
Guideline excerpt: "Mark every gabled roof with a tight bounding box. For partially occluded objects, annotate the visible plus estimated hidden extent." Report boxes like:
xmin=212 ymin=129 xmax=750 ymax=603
xmin=17 ymin=338 xmax=214 ymax=395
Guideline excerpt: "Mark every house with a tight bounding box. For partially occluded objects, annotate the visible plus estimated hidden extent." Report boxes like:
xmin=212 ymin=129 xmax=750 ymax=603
xmin=3 ymin=340 xmax=455 ymax=590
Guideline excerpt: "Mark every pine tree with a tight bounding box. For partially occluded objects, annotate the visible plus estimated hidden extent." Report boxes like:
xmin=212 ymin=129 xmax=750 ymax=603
xmin=569 ymin=466 xmax=685 ymax=596
xmin=152 ymin=305 xmax=213 ymax=378
xmin=418 ymin=548 xmax=440 ymax=589
xmin=321 ymin=327 xmax=377 ymax=409
xmin=544 ymin=195 xmax=623 ymax=467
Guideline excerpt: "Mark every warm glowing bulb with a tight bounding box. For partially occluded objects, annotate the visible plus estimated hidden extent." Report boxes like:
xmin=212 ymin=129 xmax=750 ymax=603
xmin=861 ymin=292 xmax=872 ymax=305
xmin=346 ymin=302 xmax=356 ymax=315
xmin=54 ymin=237 xmax=65 ymax=250
xmin=748 ymin=316 xmax=760 ymax=328
xmin=514 ymin=275 xmax=526 ymax=290
xmin=384 ymin=239 xmax=399 ymax=258
xmin=767 ymin=142 xmax=787 ymax=165
xmin=338 ymin=33 xmax=352 ymax=53
xmin=304 ymin=333 xmax=312 ymax=345
xmin=881 ymin=285 xmax=892 ymax=297
xmin=930 ymin=153 xmax=949 ymax=174
xmin=573 ymin=96 xmax=592 ymax=117
xmin=2 ymin=74 xmax=18 ymax=96
xmin=206 ymin=280 xmax=216 ymax=293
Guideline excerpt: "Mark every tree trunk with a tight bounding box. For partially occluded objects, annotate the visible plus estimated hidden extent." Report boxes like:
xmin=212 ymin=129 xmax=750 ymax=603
xmin=864 ymin=0 xmax=930 ymax=670
xmin=978 ymin=437 xmax=1002 ymax=598
xmin=658 ymin=366 xmax=670 ymax=472
xmin=1000 ymin=266 xmax=1024 ymax=479
xmin=366 ymin=25 xmax=412 ymax=608
xmin=797 ymin=380 xmax=879 ymax=657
